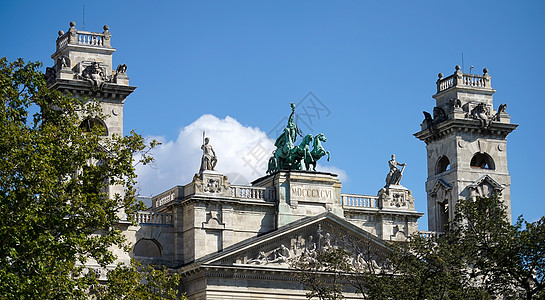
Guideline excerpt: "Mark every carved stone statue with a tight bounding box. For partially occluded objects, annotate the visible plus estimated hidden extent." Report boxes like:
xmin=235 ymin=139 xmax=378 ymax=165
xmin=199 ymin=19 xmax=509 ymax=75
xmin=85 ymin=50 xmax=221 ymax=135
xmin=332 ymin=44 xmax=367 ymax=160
xmin=497 ymin=103 xmax=507 ymax=114
xmin=58 ymin=56 xmax=69 ymax=69
xmin=450 ymin=98 xmax=462 ymax=109
xmin=269 ymin=244 xmax=291 ymax=263
xmin=248 ymin=251 xmax=268 ymax=265
xmin=82 ymin=62 xmax=105 ymax=90
xmin=116 ymin=63 xmax=127 ymax=74
xmin=471 ymin=103 xmax=491 ymax=128
xmin=385 ymin=154 xmax=406 ymax=186
xmin=494 ymin=103 xmax=507 ymax=121
xmin=199 ymin=137 xmax=217 ymax=173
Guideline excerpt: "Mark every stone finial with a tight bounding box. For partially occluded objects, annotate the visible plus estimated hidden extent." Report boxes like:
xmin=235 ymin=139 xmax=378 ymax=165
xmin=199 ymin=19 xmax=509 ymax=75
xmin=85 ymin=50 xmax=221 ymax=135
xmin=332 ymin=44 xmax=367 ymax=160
xmin=58 ymin=30 xmax=64 ymax=37
xmin=102 ymin=25 xmax=112 ymax=47
xmin=455 ymin=65 xmax=461 ymax=71
xmin=68 ymin=21 xmax=77 ymax=44
xmin=483 ymin=68 xmax=488 ymax=74
xmin=438 ymin=73 xmax=443 ymax=79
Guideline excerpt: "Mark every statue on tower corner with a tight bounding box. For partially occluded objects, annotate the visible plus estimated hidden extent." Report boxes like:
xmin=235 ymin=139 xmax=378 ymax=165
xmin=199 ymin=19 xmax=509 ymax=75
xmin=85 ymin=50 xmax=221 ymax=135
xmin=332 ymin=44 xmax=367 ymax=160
xmin=199 ymin=135 xmax=217 ymax=173
xmin=385 ymin=154 xmax=406 ymax=186
xmin=267 ymin=103 xmax=330 ymax=174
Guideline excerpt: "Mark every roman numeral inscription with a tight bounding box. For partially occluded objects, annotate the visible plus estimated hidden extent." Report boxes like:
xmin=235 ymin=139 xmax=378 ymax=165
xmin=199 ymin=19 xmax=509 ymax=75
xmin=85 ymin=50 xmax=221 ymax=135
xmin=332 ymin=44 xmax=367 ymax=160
xmin=290 ymin=186 xmax=332 ymax=201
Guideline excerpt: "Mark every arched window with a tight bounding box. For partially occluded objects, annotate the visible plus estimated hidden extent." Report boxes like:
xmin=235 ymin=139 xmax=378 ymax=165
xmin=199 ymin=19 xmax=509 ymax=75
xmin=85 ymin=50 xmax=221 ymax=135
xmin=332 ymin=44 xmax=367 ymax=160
xmin=470 ymin=153 xmax=495 ymax=170
xmin=80 ymin=118 xmax=108 ymax=136
xmin=436 ymin=156 xmax=451 ymax=174
xmin=133 ymin=239 xmax=162 ymax=257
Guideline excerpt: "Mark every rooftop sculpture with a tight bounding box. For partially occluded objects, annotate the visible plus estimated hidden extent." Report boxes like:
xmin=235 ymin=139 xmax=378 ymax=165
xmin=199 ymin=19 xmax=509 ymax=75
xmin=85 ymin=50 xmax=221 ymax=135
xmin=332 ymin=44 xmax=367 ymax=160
xmin=199 ymin=135 xmax=217 ymax=173
xmin=267 ymin=103 xmax=330 ymax=174
xmin=385 ymin=154 xmax=406 ymax=186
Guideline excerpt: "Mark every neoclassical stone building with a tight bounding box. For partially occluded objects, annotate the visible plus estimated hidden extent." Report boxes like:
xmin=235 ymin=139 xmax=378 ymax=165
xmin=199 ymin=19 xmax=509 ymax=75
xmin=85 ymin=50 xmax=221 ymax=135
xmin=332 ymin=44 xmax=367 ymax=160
xmin=46 ymin=23 xmax=516 ymax=299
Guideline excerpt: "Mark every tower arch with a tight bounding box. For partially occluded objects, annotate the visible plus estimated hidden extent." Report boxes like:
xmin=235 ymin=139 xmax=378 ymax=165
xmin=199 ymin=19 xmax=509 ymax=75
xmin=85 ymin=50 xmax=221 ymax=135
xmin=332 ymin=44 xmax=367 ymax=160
xmin=435 ymin=155 xmax=451 ymax=174
xmin=470 ymin=152 xmax=495 ymax=170
xmin=133 ymin=238 xmax=162 ymax=257
xmin=80 ymin=117 xmax=108 ymax=136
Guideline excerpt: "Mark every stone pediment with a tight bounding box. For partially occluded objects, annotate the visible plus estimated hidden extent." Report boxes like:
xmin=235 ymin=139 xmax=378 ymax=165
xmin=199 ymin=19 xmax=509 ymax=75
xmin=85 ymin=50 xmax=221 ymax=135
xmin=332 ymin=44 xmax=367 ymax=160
xmin=469 ymin=175 xmax=502 ymax=189
xmin=192 ymin=212 xmax=391 ymax=271
xmin=467 ymin=174 xmax=503 ymax=198
xmin=430 ymin=178 xmax=452 ymax=195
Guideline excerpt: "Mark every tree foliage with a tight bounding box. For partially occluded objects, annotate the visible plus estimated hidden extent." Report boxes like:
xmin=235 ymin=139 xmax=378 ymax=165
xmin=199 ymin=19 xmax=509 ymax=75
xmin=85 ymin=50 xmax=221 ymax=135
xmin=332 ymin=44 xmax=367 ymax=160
xmin=294 ymin=194 xmax=545 ymax=299
xmin=92 ymin=260 xmax=182 ymax=300
xmin=454 ymin=195 xmax=545 ymax=299
xmin=0 ymin=58 xmax=181 ymax=299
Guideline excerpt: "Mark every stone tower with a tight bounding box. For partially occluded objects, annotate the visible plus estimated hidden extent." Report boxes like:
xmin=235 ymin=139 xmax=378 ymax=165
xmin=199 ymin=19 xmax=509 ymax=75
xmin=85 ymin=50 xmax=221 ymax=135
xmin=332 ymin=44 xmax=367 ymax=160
xmin=414 ymin=66 xmax=517 ymax=232
xmin=46 ymin=21 xmax=136 ymax=203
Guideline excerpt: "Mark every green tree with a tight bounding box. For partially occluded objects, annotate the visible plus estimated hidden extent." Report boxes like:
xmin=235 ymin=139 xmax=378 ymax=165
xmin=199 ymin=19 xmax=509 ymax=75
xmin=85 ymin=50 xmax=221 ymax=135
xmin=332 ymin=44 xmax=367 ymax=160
xmin=294 ymin=195 xmax=544 ymax=299
xmin=92 ymin=260 xmax=182 ymax=300
xmin=0 ymin=58 xmax=181 ymax=299
xmin=455 ymin=195 xmax=545 ymax=299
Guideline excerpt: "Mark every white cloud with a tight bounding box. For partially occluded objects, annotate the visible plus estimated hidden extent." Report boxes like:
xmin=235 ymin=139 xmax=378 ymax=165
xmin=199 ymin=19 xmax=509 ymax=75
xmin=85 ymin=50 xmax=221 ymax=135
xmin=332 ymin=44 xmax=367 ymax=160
xmin=316 ymin=164 xmax=349 ymax=183
xmin=135 ymin=114 xmax=347 ymax=196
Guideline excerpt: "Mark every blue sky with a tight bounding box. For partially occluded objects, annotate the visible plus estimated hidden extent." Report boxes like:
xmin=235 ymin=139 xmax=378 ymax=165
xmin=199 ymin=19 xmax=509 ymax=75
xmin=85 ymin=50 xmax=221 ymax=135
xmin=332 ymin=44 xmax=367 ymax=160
xmin=1 ymin=1 xmax=544 ymax=229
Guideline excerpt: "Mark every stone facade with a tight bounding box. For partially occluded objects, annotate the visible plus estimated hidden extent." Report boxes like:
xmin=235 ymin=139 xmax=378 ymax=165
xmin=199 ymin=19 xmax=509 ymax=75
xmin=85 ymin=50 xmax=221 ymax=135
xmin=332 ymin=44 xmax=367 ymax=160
xmin=132 ymin=169 xmax=422 ymax=268
xmin=45 ymin=23 xmax=516 ymax=299
xmin=414 ymin=66 xmax=517 ymax=232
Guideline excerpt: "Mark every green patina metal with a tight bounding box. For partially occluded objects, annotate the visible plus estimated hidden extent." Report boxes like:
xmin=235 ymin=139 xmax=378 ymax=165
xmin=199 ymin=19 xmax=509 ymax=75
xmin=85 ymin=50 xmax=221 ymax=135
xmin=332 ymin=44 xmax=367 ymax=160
xmin=267 ymin=103 xmax=331 ymax=174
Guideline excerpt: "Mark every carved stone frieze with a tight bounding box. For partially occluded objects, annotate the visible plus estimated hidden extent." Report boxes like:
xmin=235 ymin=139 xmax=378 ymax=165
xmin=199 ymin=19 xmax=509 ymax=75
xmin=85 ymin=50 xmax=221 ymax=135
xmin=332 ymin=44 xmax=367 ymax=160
xmin=232 ymin=221 xmax=388 ymax=272
xmin=204 ymin=178 xmax=221 ymax=193
xmin=193 ymin=171 xmax=230 ymax=196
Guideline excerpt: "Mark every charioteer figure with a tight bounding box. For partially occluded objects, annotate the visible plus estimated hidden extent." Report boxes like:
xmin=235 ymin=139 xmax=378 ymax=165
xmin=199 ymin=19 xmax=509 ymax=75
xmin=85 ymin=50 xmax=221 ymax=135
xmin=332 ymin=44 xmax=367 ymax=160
xmin=267 ymin=103 xmax=330 ymax=174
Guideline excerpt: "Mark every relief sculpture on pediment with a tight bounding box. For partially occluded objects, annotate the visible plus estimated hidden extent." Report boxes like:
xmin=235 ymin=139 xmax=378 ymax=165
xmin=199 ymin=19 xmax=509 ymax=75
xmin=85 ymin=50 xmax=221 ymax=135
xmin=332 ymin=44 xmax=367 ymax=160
xmin=238 ymin=222 xmax=388 ymax=272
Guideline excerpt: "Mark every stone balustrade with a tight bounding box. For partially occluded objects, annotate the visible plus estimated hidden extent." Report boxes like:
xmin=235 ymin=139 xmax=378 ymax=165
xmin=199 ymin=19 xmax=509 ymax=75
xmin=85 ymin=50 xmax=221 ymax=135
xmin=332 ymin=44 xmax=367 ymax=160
xmin=437 ymin=74 xmax=455 ymax=92
xmin=436 ymin=66 xmax=491 ymax=93
xmin=75 ymin=31 xmax=107 ymax=46
xmin=461 ymin=74 xmax=486 ymax=88
xmin=417 ymin=230 xmax=443 ymax=239
xmin=56 ymin=34 xmax=69 ymax=50
xmin=56 ymin=22 xmax=111 ymax=51
xmin=341 ymin=193 xmax=378 ymax=208
xmin=135 ymin=211 xmax=173 ymax=225
xmin=229 ymin=185 xmax=276 ymax=201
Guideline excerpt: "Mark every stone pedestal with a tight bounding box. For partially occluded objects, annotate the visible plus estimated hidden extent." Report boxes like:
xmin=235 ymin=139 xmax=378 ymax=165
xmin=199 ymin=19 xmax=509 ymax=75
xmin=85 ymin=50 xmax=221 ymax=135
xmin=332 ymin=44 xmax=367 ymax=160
xmin=378 ymin=184 xmax=415 ymax=210
xmin=376 ymin=185 xmax=419 ymax=241
xmin=58 ymin=68 xmax=75 ymax=80
xmin=114 ymin=73 xmax=129 ymax=85
xmin=253 ymin=171 xmax=343 ymax=228
xmin=190 ymin=170 xmax=231 ymax=198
